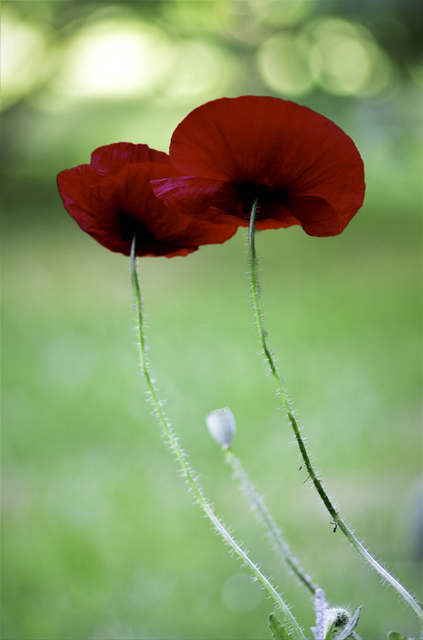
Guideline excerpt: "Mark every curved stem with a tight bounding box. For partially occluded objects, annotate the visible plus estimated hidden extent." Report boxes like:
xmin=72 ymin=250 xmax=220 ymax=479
xmin=225 ymin=447 xmax=317 ymax=596
xmin=130 ymin=235 xmax=306 ymax=640
xmin=247 ymin=199 xmax=423 ymax=625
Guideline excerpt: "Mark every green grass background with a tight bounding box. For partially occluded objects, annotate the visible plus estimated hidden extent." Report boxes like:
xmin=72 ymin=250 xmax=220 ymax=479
xmin=1 ymin=2 xmax=422 ymax=639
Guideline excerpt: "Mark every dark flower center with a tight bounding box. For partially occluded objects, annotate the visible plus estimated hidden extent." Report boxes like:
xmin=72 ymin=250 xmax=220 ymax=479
xmin=119 ymin=213 xmax=157 ymax=244
xmin=238 ymin=183 xmax=289 ymax=215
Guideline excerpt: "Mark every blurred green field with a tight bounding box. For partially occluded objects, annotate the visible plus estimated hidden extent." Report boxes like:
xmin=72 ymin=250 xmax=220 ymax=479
xmin=3 ymin=182 xmax=421 ymax=638
xmin=2 ymin=2 xmax=422 ymax=639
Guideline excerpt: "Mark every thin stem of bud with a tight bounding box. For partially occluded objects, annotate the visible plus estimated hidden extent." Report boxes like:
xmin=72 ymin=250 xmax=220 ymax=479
xmin=224 ymin=447 xmax=317 ymax=596
xmin=247 ymin=201 xmax=423 ymax=626
xmin=130 ymin=234 xmax=306 ymax=640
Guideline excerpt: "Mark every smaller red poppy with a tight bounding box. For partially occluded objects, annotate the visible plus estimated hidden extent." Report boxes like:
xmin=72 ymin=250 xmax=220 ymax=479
xmin=57 ymin=143 xmax=237 ymax=258
xmin=151 ymin=96 xmax=365 ymax=236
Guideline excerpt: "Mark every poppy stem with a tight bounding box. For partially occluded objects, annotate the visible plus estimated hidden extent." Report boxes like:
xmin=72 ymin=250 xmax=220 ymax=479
xmin=224 ymin=446 xmax=318 ymax=596
xmin=130 ymin=234 xmax=307 ymax=640
xmin=247 ymin=200 xmax=423 ymax=626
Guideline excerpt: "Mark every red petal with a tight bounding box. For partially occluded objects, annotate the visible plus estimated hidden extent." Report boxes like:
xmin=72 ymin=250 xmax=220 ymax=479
xmin=285 ymin=196 xmax=345 ymax=237
xmin=152 ymin=177 xmax=301 ymax=230
xmin=161 ymin=213 xmax=238 ymax=247
xmin=168 ymin=96 xmax=365 ymax=234
xmin=254 ymin=215 xmax=301 ymax=231
xmin=57 ymin=164 xmax=101 ymax=231
xmin=151 ymin=176 xmax=225 ymax=211
xmin=58 ymin=162 xmax=237 ymax=257
xmin=90 ymin=142 xmax=169 ymax=176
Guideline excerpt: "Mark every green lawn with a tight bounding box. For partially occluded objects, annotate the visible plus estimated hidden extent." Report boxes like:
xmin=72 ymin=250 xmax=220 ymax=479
xmin=2 ymin=185 xmax=421 ymax=638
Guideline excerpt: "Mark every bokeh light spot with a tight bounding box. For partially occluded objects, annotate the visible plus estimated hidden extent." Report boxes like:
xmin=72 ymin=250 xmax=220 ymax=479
xmin=218 ymin=1 xmax=271 ymax=45
xmin=311 ymin=34 xmax=372 ymax=93
xmin=258 ymin=32 xmax=314 ymax=97
xmin=306 ymin=18 xmax=393 ymax=97
xmin=165 ymin=0 xmax=220 ymax=32
xmin=251 ymin=0 xmax=314 ymax=26
xmin=51 ymin=19 xmax=175 ymax=99
xmin=161 ymin=40 xmax=241 ymax=104
xmin=1 ymin=8 xmax=51 ymax=110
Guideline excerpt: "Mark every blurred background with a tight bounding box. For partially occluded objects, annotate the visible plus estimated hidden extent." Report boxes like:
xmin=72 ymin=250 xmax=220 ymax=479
xmin=1 ymin=1 xmax=422 ymax=638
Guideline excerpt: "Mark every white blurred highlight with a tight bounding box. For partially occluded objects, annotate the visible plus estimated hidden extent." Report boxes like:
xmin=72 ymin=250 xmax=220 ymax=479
xmin=51 ymin=19 xmax=175 ymax=99
xmin=1 ymin=8 xmax=51 ymax=109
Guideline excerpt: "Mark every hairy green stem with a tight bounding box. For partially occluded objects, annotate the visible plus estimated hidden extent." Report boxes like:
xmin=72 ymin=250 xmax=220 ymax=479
xmin=130 ymin=235 xmax=306 ymax=640
xmin=225 ymin=447 xmax=317 ymax=596
xmin=248 ymin=199 xmax=423 ymax=625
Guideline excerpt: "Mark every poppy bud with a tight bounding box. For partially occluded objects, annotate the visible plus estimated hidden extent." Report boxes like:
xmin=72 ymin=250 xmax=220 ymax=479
xmin=206 ymin=408 xmax=236 ymax=448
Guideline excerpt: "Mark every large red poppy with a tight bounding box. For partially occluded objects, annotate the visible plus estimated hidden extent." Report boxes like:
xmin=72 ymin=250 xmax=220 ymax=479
xmin=57 ymin=143 xmax=237 ymax=258
xmin=151 ymin=96 xmax=365 ymax=236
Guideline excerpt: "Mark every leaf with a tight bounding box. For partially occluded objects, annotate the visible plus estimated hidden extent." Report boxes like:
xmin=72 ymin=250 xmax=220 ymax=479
xmin=269 ymin=614 xmax=293 ymax=640
xmin=388 ymin=632 xmax=408 ymax=640
xmin=324 ymin=622 xmax=335 ymax=640
xmin=336 ymin=606 xmax=362 ymax=640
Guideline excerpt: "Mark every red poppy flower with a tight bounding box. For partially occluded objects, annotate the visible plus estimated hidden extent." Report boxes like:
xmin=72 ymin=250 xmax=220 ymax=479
xmin=151 ymin=96 xmax=365 ymax=236
xmin=57 ymin=143 xmax=237 ymax=258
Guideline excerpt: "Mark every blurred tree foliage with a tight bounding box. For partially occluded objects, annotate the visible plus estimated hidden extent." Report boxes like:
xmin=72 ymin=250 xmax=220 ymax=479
xmin=1 ymin=0 xmax=421 ymax=233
